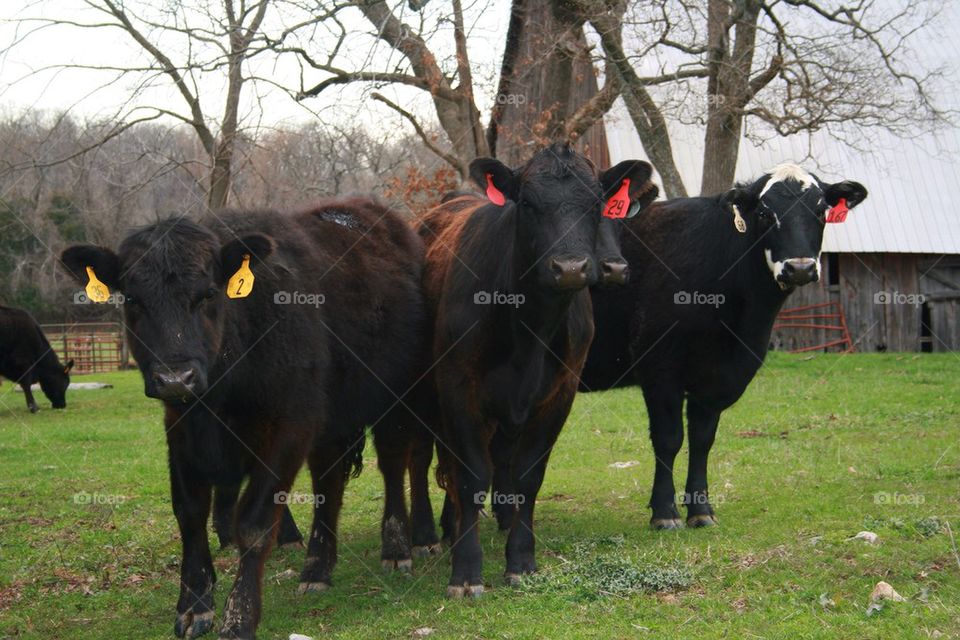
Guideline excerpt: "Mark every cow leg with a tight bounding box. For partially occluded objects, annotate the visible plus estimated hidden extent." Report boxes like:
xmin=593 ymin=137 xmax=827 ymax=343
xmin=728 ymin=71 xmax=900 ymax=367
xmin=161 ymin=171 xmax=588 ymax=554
xmin=170 ymin=459 xmax=216 ymax=639
xmin=373 ymin=425 xmax=413 ymax=573
xmin=298 ymin=442 xmax=350 ymax=592
xmin=407 ymin=428 xmax=440 ymax=556
xmin=445 ymin=424 xmax=492 ymax=599
xmin=220 ymin=459 xmax=298 ymax=640
xmin=212 ymin=483 xmax=240 ymax=548
xmin=684 ymin=397 xmax=721 ymax=527
xmin=490 ymin=430 xmax=517 ymax=532
xmin=644 ymin=385 xmax=685 ymax=529
xmin=21 ymin=382 xmax=39 ymax=413
xmin=277 ymin=504 xmax=304 ymax=548
xmin=439 ymin=493 xmax=456 ymax=545
xmin=503 ymin=407 xmax=567 ymax=585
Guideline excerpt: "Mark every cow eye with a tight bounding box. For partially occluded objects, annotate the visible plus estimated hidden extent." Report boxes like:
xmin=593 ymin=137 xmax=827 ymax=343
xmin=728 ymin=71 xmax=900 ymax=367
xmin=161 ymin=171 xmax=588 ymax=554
xmin=204 ymin=287 xmax=217 ymax=300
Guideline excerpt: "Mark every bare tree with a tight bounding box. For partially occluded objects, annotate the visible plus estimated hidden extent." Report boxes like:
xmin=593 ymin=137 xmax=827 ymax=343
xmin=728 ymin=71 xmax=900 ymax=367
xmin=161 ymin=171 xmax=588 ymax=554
xmin=3 ymin=0 xmax=273 ymax=209
xmin=579 ymin=0 xmax=949 ymax=197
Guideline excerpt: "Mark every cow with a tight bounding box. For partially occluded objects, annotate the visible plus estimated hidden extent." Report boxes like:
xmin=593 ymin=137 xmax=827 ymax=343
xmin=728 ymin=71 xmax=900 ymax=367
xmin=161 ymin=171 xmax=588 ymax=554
xmin=384 ymin=143 xmax=655 ymax=598
xmin=61 ymin=196 xmax=428 ymax=640
xmin=579 ymin=163 xmax=868 ymax=529
xmin=0 ymin=305 xmax=73 ymax=413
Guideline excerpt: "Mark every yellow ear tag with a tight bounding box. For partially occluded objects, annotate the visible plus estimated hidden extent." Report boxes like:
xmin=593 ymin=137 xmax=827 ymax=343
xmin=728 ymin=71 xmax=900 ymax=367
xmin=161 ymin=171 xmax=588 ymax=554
xmin=227 ymin=255 xmax=254 ymax=299
xmin=85 ymin=266 xmax=111 ymax=303
xmin=731 ymin=205 xmax=747 ymax=233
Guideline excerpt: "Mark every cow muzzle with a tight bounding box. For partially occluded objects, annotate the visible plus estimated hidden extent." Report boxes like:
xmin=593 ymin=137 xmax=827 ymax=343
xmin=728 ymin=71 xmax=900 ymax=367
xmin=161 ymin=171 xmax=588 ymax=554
xmin=599 ymin=258 xmax=630 ymax=287
xmin=148 ymin=365 xmax=202 ymax=402
xmin=550 ymin=256 xmax=592 ymax=290
xmin=779 ymin=257 xmax=819 ymax=286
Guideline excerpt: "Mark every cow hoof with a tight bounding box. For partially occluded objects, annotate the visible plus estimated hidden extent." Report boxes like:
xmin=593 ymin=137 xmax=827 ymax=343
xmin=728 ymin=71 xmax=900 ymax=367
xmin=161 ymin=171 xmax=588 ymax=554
xmin=687 ymin=514 xmax=719 ymax=528
xmin=175 ymin=610 xmax=215 ymax=638
xmin=446 ymin=584 xmax=484 ymax=599
xmin=297 ymin=581 xmax=330 ymax=594
xmin=29 ymin=405 xmax=39 ymax=414
xmin=504 ymin=572 xmax=523 ymax=586
xmin=412 ymin=544 xmax=441 ymax=558
xmin=650 ymin=517 xmax=684 ymax=530
xmin=381 ymin=558 xmax=412 ymax=573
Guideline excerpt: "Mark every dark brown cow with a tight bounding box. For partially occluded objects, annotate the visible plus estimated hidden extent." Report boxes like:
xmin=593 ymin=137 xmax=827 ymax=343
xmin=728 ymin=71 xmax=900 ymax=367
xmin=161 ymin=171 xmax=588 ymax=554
xmin=0 ymin=305 xmax=73 ymax=412
xmin=377 ymin=144 xmax=655 ymax=597
xmin=62 ymin=197 xmax=427 ymax=640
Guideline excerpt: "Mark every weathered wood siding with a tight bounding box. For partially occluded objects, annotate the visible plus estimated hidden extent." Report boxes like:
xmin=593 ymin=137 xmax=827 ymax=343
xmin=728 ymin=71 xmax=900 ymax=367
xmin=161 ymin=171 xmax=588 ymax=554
xmin=770 ymin=253 xmax=959 ymax=352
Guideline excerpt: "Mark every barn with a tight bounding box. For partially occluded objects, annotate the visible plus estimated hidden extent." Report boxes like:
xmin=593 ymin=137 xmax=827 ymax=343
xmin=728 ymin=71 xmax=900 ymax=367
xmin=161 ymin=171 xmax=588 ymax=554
xmin=604 ymin=93 xmax=960 ymax=353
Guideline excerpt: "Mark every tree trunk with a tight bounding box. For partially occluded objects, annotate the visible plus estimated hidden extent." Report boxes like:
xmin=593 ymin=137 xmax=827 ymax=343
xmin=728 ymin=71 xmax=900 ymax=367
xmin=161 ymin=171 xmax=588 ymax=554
xmin=488 ymin=0 xmax=609 ymax=167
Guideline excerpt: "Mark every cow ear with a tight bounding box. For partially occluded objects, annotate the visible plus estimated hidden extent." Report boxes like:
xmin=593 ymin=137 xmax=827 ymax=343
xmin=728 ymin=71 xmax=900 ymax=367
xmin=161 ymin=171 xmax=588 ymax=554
xmin=720 ymin=187 xmax=758 ymax=213
xmin=61 ymin=245 xmax=121 ymax=290
xmin=64 ymin=359 xmax=74 ymax=374
xmin=219 ymin=234 xmax=274 ymax=284
xmin=600 ymin=160 xmax=658 ymax=218
xmin=469 ymin=157 xmax=517 ymax=205
xmin=824 ymin=181 xmax=868 ymax=209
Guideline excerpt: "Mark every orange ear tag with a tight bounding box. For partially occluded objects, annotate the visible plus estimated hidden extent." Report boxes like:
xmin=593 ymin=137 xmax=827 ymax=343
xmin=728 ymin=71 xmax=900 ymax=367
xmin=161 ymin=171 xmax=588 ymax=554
xmin=485 ymin=173 xmax=506 ymax=206
xmin=603 ymin=179 xmax=631 ymax=218
xmin=85 ymin=266 xmax=111 ymax=303
xmin=227 ymin=255 xmax=254 ymax=299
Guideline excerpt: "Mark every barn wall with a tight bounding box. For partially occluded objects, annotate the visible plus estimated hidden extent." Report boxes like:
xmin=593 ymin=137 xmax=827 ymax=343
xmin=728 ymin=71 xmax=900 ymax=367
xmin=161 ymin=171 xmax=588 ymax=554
xmin=770 ymin=253 xmax=959 ymax=353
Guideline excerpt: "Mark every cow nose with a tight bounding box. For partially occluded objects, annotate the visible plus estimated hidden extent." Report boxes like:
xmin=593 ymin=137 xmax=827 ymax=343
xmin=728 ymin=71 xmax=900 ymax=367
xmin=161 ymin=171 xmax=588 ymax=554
xmin=600 ymin=259 xmax=630 ymax=286
xmin=781 ymin=258 xmax=818 ymax=285
xmin=551 ymin=257 xmax=590 ymax=289
xmin=151 ymin=368 xmax=198 ymax=401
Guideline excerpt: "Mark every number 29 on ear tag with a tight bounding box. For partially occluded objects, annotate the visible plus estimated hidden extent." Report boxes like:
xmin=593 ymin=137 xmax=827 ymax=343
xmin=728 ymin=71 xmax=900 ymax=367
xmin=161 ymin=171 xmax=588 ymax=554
xmin=227 ymin=255 xmax=254 ymax=299
xmin=85 ymin=266 xmax=111 ymax=303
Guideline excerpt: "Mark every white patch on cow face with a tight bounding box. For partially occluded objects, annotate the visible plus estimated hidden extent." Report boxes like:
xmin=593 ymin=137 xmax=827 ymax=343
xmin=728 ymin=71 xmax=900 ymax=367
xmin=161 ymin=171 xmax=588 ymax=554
xmin=759 ymin=163 xmax=815 ymax=199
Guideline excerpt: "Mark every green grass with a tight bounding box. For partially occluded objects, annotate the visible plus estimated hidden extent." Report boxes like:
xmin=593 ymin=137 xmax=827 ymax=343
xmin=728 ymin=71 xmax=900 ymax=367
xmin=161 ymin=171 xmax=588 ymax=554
xmin=1 ymin=353 xmax=959 ymax=639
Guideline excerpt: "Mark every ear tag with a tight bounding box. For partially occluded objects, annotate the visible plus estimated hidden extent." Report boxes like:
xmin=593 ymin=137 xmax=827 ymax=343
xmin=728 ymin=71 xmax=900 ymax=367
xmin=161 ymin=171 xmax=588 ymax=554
xmin=227 ymin=255 xmax=254 ymax=299
xmin=627 ymin=200 xmax=642 ymax=219
xmin=84 ymin=266 xmax=111 ymax=303
xmin=603 ymin=178 xmax=631 ymax=219
xmin=731 ymin=205 xmax=747 ymax=233
xmin=485 ymin=173 xmax=506 ymax=206
xmin=826 ymin=198 xmax=849 ymax=223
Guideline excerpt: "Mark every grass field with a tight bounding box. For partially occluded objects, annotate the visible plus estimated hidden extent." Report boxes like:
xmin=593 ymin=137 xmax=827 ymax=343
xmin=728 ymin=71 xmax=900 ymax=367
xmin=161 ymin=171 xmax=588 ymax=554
xmin=1 ymin=353 xmax=958 ymax=639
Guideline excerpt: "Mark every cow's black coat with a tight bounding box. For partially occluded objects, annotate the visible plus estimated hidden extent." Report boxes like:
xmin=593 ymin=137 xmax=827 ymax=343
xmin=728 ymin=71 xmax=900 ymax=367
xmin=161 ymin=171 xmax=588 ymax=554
xmin=62 ymin=197 xmax=427 ymax=639
xmin=0 ymin=305 xmax=73 ymax=412
xmin=580 ymin=165 xmax=867 ymax=528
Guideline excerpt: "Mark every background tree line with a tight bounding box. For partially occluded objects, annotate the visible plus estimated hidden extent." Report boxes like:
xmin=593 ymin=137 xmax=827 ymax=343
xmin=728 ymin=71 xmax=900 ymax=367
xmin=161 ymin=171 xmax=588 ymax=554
xmin=0 ymin=0 xmax=950 ymax=321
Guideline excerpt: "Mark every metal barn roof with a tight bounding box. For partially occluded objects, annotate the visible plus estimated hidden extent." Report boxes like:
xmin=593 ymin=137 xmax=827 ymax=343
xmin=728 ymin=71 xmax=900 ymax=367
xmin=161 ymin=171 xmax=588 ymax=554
xmin=603 ymin=5 xmax=960 ymax=256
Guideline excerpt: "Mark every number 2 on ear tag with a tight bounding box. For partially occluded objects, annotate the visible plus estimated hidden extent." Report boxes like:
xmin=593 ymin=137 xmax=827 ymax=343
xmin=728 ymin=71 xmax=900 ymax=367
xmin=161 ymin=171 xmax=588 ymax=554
xmin=85 ymin=266 xmax=110 ymax=303
xmin=227 ymin=255 xmax=254 ymax=299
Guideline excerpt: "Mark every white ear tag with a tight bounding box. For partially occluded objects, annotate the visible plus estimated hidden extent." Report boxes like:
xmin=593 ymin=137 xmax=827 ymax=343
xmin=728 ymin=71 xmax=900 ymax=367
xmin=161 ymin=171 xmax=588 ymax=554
xmin=732 ymin=205 xmax=747 ymax=233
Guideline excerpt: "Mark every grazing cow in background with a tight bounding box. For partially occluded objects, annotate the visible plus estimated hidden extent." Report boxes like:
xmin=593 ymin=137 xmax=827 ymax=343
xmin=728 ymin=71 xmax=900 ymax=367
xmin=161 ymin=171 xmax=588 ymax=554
xmin=62 ymin=196 xmax=427 ymax=640
xmin=389 ymin=144 xmax=655 ymax=598
xmin=580 ymin=164 xmax=868 ymax=529
xmin=0 ymin=305 xmax=73 ymax=412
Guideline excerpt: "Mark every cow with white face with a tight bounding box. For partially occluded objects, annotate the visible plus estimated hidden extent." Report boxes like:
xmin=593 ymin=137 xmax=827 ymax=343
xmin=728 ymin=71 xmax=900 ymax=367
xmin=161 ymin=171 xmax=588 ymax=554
xmin=578 ymin=163 xmax=867 ymax=530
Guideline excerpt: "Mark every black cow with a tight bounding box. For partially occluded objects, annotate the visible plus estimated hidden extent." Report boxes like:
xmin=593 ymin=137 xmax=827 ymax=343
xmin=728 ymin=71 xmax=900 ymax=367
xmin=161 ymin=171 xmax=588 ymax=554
xmin=389 ymin=144 xmax=654 ymax=598
xmin=580 ymin=163 xmax=867 ymax=528
xmin=0 ymin=305 xmax=73 ymax=412
xmin=62 ymin=197 xmax=427 ymax=640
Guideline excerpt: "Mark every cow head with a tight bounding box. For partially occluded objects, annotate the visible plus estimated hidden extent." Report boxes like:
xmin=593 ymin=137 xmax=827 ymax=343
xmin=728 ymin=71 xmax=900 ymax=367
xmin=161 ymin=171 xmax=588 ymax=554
xmin=39 ymin=358 xmax=73 ymax=409
xmin=470 ymin=144 xmax=654 ymax=291
xmin=61 ymin=219 xmax=273 ymax=404
xmin=721 ymin=163 xmax=867 ymax=289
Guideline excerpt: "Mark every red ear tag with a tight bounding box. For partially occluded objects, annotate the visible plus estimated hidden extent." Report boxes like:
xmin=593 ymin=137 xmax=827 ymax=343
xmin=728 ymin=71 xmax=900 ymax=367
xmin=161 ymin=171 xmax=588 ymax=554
xmin=485 ymin=173 xmax=506 ymax=206
xmin=826 ymin=198 xmax=849 ymax=223
xmin=603 ymin=179 xmax=631 ymax=219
